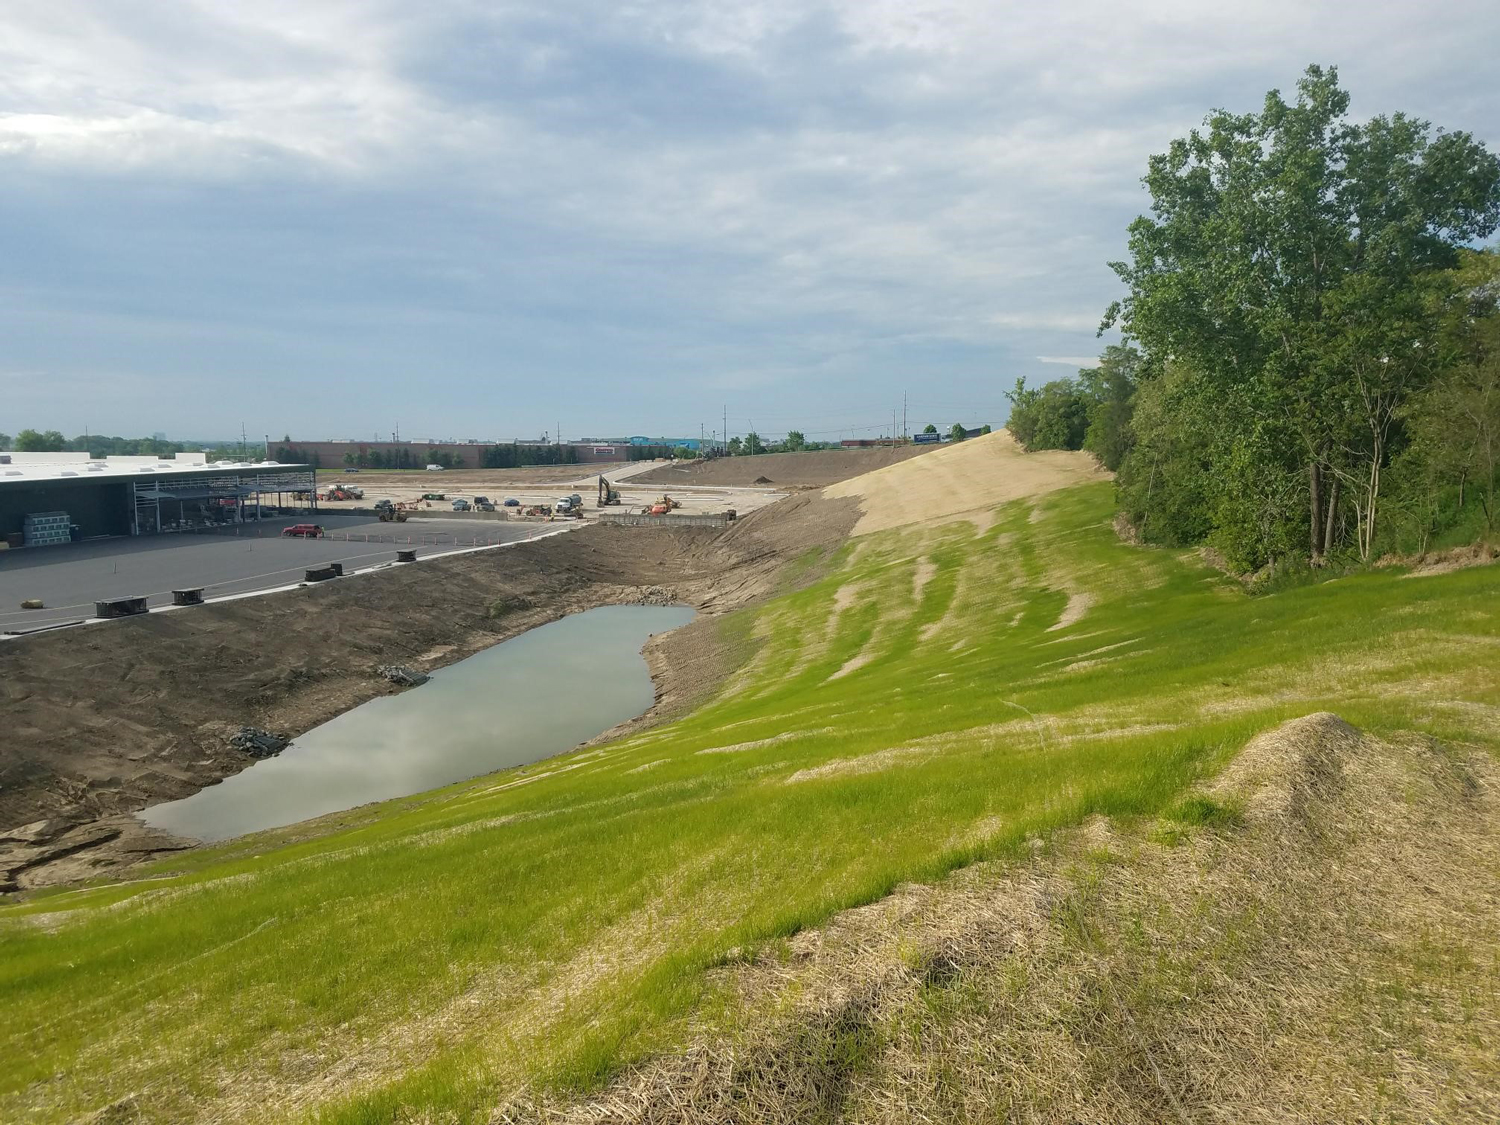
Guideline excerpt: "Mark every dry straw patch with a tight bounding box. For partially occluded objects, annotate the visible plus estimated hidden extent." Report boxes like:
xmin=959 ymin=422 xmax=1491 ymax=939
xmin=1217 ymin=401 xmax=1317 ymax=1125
xmin=822 ymin=431 xmax=1107 ymax=538
xmin=501 ymin=713 xmax=1500 ymax=1124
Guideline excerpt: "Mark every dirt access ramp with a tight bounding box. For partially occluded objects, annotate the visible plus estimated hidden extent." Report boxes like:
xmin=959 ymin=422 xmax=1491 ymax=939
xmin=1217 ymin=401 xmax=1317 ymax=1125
xmin=822 ymin=429 xmax=1108 ymax=536
xmin=631 ymin=445 xmax=936 ymax=490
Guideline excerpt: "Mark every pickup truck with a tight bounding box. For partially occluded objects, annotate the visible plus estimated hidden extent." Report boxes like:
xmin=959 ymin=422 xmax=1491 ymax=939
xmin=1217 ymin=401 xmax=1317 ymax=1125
xmin=282 ymin=523 xmax=325 ymax=538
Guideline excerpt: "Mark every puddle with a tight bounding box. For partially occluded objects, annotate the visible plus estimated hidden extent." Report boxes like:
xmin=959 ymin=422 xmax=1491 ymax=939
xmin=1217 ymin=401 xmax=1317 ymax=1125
xmin=140 ymin=604 xmax=695 ymax=842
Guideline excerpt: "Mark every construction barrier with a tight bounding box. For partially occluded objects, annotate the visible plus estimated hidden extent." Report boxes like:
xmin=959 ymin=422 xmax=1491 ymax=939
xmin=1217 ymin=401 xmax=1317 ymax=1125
xmin=94 ymin=596 xmax=149 ymax=619
xmin=597 ymin=513 xmax=733 ymax=529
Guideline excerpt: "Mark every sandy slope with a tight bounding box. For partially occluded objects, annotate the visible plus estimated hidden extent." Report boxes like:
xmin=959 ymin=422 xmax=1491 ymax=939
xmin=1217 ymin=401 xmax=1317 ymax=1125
xmin=822 ymin=430 xmax=1109 ymax=536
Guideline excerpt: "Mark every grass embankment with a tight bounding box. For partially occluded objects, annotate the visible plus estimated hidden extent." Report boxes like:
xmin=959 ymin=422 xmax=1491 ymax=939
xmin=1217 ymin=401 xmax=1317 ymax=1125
xmin=2 ymin=483 xmax=1497 ymax=1122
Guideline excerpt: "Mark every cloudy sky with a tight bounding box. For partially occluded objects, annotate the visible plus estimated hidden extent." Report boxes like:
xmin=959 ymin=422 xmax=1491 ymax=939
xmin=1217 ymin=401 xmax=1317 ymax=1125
xmin=3 ymin=1 xmax=1498 ymax=444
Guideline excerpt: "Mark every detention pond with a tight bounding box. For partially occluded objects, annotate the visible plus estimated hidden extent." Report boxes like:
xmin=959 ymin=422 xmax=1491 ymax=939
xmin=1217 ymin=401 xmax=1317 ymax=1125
xmin=140 ymin=603 xmax=696 ymax=842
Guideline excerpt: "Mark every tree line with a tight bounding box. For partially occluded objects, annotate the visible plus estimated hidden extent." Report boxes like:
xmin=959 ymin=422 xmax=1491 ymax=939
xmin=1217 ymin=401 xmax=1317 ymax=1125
xmin=5 ymin=429 xmax=255 ymax=462
xmin=1007 ymin=66 xmax=1500 ymax=572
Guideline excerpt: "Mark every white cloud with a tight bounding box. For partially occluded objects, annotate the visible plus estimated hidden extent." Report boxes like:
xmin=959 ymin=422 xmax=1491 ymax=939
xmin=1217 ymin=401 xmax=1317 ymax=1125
xmin=1 ymin=1 xmax=1497 ymax=434
xmin=1038 ymin=356 xmax=1102 ymax=368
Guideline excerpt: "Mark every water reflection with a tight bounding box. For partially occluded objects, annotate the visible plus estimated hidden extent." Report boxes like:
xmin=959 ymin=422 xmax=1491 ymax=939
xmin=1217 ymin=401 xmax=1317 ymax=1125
xmin=141 ymin=604 xmax=695 ymax=841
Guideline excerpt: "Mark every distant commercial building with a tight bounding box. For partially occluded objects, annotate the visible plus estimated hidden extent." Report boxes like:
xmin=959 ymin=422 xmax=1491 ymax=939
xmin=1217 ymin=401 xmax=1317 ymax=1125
xmin=0 ymin=452 xmax=314 ymax=545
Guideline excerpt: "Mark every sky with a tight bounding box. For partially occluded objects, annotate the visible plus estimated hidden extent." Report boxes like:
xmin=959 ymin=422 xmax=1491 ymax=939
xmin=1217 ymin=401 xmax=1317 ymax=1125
xmin=3 ymin=2 xmax=1498 ymax=444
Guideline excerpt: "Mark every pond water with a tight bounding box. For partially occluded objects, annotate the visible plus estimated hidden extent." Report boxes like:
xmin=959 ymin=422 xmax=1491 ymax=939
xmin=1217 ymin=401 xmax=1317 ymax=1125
xmin=139 ymin=603 xmax=696 ymax=842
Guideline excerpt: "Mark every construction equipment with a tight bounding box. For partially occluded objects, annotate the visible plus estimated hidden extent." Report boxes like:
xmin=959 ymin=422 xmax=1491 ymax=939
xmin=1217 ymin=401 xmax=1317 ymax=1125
xmin=657 ymin=494 xmax=682 ymax=510
xmin=378 ymin=509 xmax=408 ymax=523
xmin=523 ymin=504 xmax=552 ymax=517
xmin=597 ymin=476 xmax=622 ymax=507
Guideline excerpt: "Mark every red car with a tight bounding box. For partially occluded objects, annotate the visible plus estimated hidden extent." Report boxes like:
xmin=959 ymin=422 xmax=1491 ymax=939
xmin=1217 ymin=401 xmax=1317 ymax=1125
xmin=282 ymin=523 xmax=325 ymax=539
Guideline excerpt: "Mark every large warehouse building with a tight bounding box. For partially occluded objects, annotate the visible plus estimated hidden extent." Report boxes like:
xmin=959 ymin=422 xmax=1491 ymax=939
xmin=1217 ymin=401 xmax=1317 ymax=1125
xmin=0 ymin=452 xmax=315 ymax=547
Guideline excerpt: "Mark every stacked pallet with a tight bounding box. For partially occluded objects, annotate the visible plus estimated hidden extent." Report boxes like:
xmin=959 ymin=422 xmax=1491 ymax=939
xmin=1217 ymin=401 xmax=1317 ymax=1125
xmin=23 ymin=511 xmax=71 ymax=547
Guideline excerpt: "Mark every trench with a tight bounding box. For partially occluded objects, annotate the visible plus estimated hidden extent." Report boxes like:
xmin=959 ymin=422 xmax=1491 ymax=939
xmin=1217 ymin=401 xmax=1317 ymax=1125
xmin=138 ymin=603 xmax=696 ymax=842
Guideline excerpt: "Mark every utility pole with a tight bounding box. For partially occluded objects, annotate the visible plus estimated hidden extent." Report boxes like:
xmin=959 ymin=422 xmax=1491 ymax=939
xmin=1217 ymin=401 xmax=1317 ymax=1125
xmin=903 ymin=391 xmax=907 ymax=442
xmin=723 ymin=404 xmax=728 ymax=451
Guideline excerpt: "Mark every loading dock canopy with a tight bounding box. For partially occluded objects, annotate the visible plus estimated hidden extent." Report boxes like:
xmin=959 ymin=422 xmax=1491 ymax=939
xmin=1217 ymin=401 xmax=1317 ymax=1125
xmin=0 ymin=454 xmax=317 ymax=540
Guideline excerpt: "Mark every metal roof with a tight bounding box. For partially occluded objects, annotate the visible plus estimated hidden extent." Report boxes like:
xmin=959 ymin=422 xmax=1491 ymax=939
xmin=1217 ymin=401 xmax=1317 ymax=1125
xmin=0 ymin=453 xmax=310 ymax=486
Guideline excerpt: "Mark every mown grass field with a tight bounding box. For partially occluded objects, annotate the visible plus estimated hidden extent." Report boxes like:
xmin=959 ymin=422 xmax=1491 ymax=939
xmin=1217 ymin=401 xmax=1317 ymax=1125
xmin=2 ymin=481 xmax=1497 ymax=1123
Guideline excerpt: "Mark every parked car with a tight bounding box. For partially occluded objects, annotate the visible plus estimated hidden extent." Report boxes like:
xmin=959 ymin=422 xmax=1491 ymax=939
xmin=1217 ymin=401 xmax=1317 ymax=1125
xmin=282 ymin=523 xmax=325 ymax=538
xmin=425 ymin=464 xmax=444 ymax=471
xmin=373 ymin=499 xmax=394 ymax=512
xmin=451 ymin=498 xmax=470 ymax=512
xmin=503 ymin=497 xmax=520 ymax=507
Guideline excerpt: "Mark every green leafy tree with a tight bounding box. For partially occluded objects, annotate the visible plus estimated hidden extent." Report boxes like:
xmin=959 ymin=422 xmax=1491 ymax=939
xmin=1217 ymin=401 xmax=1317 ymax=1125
xmin=979 ymin=424 xmax=992 ymax=435
xmin=743 ymin=432 xmax=764 ymax=455
xmin=1080 ymin=344 xmax=1141 ymax=470
xmin=949 ymin=423 xmax=967 ymax=443
xmin=922 ymin=423 xmax=938 ymax=434
xmin=785 ymin=430 xmax=806 ymax=451
xmin=1006 ymin=380 xmax=1088 ymax=451
xmin=0 ymin=432 xmax=11 ymax=450
xmin=1104 ymin=65 xmax=1500 ymax=562
xmin=15 ymin=428 xmax=66 ymax=452
xmin=727 ymin=436 xmax=743 ymax=455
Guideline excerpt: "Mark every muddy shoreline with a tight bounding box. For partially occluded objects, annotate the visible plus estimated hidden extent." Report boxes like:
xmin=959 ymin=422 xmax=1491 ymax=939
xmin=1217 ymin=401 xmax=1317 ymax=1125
xmin=0 ymin=495 xmax=857 ymax=892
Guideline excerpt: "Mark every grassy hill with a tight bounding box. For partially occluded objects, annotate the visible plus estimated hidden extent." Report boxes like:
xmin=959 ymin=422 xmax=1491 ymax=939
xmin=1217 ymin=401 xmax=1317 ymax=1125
xmin=3 ymin=437 xmax=1497 ymax=1122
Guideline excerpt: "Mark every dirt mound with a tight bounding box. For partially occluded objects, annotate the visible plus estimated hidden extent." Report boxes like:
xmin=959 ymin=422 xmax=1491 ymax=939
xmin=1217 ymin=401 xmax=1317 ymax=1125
xmin=822 ymin=430 xmax=1109 ymax=536
xmin=506 ymin=713 xmax=1500 ymax=1123
xmin=630 ymin=446 xmax=936 ymax=489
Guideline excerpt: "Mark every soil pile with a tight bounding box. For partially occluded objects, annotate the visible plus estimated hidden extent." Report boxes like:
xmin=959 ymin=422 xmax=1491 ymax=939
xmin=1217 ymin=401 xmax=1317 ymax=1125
xmin=823 ymin=429 xmax=1108 ymax=536
xmin=631 ymin=445 xmax=936 ymax=489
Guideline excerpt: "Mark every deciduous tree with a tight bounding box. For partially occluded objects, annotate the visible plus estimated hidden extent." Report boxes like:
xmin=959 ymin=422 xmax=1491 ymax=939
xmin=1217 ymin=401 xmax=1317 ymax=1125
xmin=1104 ymin=65 xmax=1500 ymax=562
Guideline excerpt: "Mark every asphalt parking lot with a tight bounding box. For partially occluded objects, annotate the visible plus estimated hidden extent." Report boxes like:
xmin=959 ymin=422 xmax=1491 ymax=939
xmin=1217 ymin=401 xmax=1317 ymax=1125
xmin=0 ymin=515 xmax=561 ymax=632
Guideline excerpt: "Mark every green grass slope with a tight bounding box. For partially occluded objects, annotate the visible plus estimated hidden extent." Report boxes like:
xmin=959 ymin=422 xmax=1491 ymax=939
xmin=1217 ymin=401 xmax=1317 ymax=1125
xmin=2 ymin=481 xmax=1497 ymax=1123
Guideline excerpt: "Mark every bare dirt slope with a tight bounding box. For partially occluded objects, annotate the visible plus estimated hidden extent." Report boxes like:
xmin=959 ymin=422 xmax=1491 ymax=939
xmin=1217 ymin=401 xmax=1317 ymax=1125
xmin=508 ymin=714 xmax=1500 ymax=1124
xmin=823 ymin=429 xmax=1109 ymax=535
xmin=0 ymin=494 xmax=858 ymax=889
xmin=631 ymin=445 xmax=936 ymax=489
